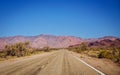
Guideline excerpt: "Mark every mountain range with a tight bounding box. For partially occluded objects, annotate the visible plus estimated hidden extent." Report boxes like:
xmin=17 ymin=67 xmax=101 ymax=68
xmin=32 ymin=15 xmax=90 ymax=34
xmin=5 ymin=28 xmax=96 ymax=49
xmin=0 ymin=34 xmax=120 ymax=50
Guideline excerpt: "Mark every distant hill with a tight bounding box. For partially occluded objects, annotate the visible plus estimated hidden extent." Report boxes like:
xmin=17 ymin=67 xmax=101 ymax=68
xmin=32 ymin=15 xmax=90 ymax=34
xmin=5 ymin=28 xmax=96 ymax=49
xmin=0 ymin=34 xmax=83 ymax=50
xmin=0 ymin=34 xmax=120 ymax=50
xmin=88 ymin=37 xmax=120 ymax=47
xmin=69 ymin=36 xmax=120 ymax=48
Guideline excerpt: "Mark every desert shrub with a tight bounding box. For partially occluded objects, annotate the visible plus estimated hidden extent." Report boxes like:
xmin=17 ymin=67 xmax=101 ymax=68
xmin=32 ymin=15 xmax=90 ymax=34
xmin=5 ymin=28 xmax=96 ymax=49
xmin=43 ymin=47 xmax=50 ymax=52
xmin=76 ymin=49 xmax=81 ymax=53
xmin=68 ymin=43 xmax=88 ymax=53
xmin=68 ymin=44 xmax=120 ymax=63
xmin=80 ymin=43 xmax=87 ymax=51
xmin=0 ymin=42 xmax=57 ymax=61
xmin=5 ymin=42 xmax=31 ymax=57
xmin=98 ymin=50 xmax=112 ymax=58
xmin=111 ymin=48 xmax=120 ymax=63
xmin=0 ymin=51 xmax=6 ymax=58
xmin=87 ymin=51 xmax=99 ymax=57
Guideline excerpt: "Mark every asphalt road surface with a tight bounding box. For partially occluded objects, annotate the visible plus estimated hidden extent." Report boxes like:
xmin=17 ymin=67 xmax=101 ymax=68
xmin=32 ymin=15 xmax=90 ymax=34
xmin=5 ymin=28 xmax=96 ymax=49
xmin=0 ymin=50 xmax=105 ymax=75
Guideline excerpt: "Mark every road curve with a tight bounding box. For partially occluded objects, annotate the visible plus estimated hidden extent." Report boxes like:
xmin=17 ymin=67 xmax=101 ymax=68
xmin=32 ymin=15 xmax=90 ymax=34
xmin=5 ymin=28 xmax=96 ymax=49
xmin=0 ymin=50 xmax=104 ymax=75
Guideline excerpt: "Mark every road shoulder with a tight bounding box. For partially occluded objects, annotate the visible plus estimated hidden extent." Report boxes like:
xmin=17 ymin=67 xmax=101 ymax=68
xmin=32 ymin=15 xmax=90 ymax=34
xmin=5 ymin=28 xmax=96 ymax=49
xmin=70 ymin=51 xmax=120 ymax=75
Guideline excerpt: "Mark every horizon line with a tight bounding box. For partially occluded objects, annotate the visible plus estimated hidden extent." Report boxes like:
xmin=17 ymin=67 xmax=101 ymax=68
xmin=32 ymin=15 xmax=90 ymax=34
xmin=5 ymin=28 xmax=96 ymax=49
xmin=0 ymin=34 xmax=119 ymax=39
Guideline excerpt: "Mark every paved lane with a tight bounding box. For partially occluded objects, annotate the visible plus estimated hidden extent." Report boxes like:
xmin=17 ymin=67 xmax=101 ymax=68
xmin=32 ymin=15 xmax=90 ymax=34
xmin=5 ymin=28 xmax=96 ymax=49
xmin=0 ymin=50 xmax=104 ymax=75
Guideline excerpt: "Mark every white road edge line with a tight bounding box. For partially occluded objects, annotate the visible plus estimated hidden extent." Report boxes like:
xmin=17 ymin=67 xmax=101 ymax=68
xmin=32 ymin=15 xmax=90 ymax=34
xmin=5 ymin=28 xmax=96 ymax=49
xmin=73 ymin=55 xmax=105 ymax=75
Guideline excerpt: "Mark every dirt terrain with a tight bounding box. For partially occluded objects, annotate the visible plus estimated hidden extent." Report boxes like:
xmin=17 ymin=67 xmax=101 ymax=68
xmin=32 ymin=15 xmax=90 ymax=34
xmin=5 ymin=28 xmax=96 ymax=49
xmin=71 ymin=52 xmax=120 ymax=75
xmin=0 ymin=49 xmax=119 ymax=75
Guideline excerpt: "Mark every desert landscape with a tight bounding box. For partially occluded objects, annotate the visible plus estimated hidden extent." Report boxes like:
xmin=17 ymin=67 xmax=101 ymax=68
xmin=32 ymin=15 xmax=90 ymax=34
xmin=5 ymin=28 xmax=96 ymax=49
xmin=0 ymin=0 xmax=120 ymax=75
xmin=0 ymin=34 xmax=120 ymax=75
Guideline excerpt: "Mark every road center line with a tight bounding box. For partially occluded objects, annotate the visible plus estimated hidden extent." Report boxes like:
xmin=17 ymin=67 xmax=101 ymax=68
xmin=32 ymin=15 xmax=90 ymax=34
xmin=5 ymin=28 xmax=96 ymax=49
xmin=72 ymin=55 xmax=105 ymax=75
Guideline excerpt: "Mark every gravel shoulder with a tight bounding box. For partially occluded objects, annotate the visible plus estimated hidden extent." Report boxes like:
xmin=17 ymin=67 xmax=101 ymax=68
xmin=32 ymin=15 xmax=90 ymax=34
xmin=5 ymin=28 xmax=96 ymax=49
xmin=71 ymin=51 xmax=120 ymax=75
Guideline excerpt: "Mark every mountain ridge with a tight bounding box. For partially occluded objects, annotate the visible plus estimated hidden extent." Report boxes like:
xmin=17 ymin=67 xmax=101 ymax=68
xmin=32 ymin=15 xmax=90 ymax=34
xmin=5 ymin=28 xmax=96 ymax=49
xmin=0 ymin=34 xmax=119 ymax=50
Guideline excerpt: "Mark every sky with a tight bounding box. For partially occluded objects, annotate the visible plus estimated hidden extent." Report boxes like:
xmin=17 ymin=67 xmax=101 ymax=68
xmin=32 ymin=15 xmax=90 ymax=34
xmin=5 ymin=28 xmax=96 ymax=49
xmin=0 ymin=0 xmax=120 ymax=38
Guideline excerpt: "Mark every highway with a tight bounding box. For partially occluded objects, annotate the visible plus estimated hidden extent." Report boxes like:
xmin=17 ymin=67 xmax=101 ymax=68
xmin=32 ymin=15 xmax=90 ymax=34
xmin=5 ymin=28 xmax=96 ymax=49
xmin=0 ymin=50 xmax=105 ymax=75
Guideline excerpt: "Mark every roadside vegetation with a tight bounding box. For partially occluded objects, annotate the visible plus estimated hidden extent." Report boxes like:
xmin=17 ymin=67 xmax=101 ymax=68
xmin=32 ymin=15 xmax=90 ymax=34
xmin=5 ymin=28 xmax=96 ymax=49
xmin=0 ymin=42 xmax=58 ymax=61
xmin=68 ymin=43 xmax=120 ymax=64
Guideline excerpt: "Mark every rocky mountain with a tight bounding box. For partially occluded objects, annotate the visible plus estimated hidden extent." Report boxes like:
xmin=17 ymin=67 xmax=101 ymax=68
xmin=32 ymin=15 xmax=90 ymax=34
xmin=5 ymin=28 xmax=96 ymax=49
xmin=88 ymin=37 xmax=120 ymax=47
xmin=69 ymin=36 xmax=120 ymax=48
xmin=0 ymin=34 xmax=83 ymax=50
xmin=0 ymin=34 xmax=119 ymax=50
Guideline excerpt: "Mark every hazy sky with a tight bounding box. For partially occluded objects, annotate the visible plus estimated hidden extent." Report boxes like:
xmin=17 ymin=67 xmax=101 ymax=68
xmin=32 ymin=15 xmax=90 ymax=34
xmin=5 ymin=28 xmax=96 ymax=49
xmin=0 ymin=0 xmax=120 ymax=38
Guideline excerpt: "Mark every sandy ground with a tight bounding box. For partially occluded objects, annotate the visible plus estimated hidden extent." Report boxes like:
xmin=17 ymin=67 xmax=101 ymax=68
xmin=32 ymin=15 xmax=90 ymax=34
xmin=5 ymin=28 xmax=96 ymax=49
xmin=0 ymin=50 xmax=101 ymax=75
xmin=71 ymin=51 xmax=120 ymax=75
